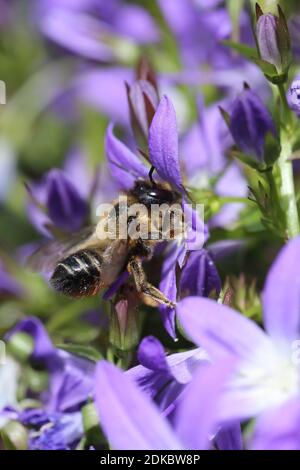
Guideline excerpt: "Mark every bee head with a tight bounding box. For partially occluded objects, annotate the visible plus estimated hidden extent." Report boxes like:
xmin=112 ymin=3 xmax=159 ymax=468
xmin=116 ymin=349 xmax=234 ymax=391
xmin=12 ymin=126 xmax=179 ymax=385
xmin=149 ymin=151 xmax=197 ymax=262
xmin=131 ymin=180 xmax=181 ymax=207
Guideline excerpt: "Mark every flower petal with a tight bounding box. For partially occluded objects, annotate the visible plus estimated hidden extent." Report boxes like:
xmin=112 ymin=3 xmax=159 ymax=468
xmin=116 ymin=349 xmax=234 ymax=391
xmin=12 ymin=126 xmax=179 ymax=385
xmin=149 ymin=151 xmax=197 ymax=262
xmin=148 ymin=96 xmax=183 ymax=192
xmin=175 ymin=358 xmax=237 ymax=450
xmin=180 ymin=249 xmax=221 ymax=298
xmin=46 ymin=169 xmax=88 ymax=232
xmin=214 ymin=422 xmax=243 ymax=450
xmin=263 ymin=237 xmax=300 ymax=342
xmin=94 ymin=361 xmax=182 ymax=450
xmin=105 ymin=123 xmax=148 ymax=190
xmin=251 ymin=397 xmax=300 ymax=450
xmin=137 ymin=336 xmax=169 ymax=373
xmin=7 ymin=317 xmax=54 ymax=362
xmin=176 ymin=297 xmax=272 ymax=363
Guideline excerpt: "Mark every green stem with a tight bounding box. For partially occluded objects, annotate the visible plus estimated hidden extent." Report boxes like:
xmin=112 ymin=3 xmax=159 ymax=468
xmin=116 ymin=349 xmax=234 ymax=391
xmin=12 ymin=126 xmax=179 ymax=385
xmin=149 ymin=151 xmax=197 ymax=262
xmin=275 ymin=83 xmax=300 ymax=238
xmin=277 ymin=135 xmax=300 ymax=238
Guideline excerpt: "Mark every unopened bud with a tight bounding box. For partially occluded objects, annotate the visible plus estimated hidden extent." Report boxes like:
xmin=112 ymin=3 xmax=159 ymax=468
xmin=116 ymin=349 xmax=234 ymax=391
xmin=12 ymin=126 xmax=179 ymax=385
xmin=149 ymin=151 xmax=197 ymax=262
xmin=256 ymin=5 xmax=291 ymax=76
xmin=109 ymin=285 xmax=141 ymax=352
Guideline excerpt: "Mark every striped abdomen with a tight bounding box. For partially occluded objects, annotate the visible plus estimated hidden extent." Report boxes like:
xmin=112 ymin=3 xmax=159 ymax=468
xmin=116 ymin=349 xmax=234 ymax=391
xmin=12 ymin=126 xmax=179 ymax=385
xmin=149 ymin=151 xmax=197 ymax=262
xmin=50 ymin=250 xmax=102 ymax=298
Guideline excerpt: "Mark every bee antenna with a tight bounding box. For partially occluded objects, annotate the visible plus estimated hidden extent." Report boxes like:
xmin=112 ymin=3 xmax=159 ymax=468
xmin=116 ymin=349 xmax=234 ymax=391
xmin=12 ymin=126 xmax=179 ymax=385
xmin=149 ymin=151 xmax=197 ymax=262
xmin=148 ymin=165 xmax=157 ymax=187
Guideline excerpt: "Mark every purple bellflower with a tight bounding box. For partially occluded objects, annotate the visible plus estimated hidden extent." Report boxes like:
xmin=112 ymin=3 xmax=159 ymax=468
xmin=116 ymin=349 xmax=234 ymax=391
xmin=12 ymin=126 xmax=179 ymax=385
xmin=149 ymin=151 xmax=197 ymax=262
xmin=7 ymin=317 xmax=95 ymax=413
xmin=94 ymin=357 xmax=237 ymax=450
xmin=2 ymin=407 xmax=83 ymax=450
xmin=127 ymin=336 xmax=242 ymax=450
xmin=157 ymin=0 xmax=252 ymax=71
xmin=228 ymin=88 xmax=276 ymax=162
xmin=288 ymin=77 xmax=300 ymax=116
xmin=176 ymin=237 xmax=300 ymax=447
xmin=27 ymin=166 xmax=88 ymax=237
xmin=36 ymin=0 xmax=159 ymax=61
xmin=180 ymin=98 xmax=248 ymax=228
xmin=0 ymin=262 xmax=23 ymax=299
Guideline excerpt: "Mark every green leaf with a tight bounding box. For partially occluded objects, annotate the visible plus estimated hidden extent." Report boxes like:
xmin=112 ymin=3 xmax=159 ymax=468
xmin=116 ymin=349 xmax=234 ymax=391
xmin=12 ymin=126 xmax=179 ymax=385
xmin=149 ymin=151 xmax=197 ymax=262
xmin=229 ymin=150 xmax=262 ymax=170
xmin=219 ymin=106 xmax=231 ymax=128
xmin=82 ymin=402 xmax=104 ymax=447
xmin=222 ymin=40 xmax=258 ymax=61
xmin=55 ymin=343 xmax=102 ymax=362
xmin=251 ymin=58 xmax=278 ymax=77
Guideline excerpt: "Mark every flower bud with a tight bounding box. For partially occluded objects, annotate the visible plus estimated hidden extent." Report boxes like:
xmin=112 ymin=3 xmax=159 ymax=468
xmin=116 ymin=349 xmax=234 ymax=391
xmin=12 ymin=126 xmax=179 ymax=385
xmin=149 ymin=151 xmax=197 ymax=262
xmin=256 ymin=5 xmax=291 ymax=75
xmin=109 ymin=284 xmax=141 ymax=352
xmin=229 ymin=87 xmax=276 ymax=162
xmin=126 ymin=58 xmax=159 ymax=148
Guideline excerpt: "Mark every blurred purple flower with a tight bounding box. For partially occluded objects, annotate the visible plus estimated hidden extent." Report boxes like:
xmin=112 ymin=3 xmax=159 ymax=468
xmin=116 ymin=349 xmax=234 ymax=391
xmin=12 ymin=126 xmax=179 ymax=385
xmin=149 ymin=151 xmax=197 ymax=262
xmin=128 ymin=337 xmax=242 ymax=450
xmin=229 ymin=88 xmax=276 ymax=162
xmin=251 ymin=398 xmax=300 ymax=450
xmin=289 ymin=15 xmax=300 ymax=62
xmin=27 ymin=166 xmax=88 ymax=236
xmin=37 ymin=0 xmax=159 ymax=61
xmin=28 ymin=411 xmax=83 ymax=450
xmin=8 ymin=317 xmax=95 ymax=413
xmin=288 ymin=77 xmax=300 ymax=116
xmin=73 ymin=67 xmax=133 ymax=125
xmin=177 ymin=237 xmax=300 ymax=429
xmin=4 ymin=407 xmax=83 ymax=450
xmin=180 ymin=99 xmax=247 ymax=228
xmin=0 ymin=262 xmax=23 ymax=298
xmin=94 ymin=357 xmax=237 ymax=450
xmin=158 ymin=0 xmax=252 ymax=70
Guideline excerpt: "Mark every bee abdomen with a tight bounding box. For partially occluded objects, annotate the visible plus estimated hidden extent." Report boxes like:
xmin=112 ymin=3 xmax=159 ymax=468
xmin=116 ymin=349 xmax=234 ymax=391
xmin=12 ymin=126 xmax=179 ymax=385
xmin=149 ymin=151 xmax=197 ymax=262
xmin=50 ymin=250 xmax=102 ymax=298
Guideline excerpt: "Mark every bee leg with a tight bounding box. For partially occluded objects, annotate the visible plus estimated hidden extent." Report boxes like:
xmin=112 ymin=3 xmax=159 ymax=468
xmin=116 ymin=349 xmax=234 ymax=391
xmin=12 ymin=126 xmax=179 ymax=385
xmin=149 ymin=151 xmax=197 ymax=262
xmin=127 ymin=257 xmax=176 ymax=308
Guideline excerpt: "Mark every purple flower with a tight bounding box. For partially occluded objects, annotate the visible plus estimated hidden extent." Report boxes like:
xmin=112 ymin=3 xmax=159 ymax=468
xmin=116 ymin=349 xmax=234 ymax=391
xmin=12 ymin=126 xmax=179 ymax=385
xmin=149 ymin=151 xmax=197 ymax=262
xmin=127 ymin=336 xmax=209 ymax=418
xmin=229 ymin=88 xmax=276 ymax=162
xmin=149 ymin=96 xmax=184 ymax=193
xmin=105 ymin=123 xmax=149 ymax=191
xmin=176 ymin=237 xmax=300 ymax=433
xmin=7 ymin=317 xmax=95 ymax=413
xmin=94 ymin=357 xmax=237 ymax=450
xmin=27 ymin=167 xmax=88 ymax=236
xmin=0 ymin=262 xmax=23 ymax=299
xmin=180 ymin=249 xmax=221 ymax=298
xmin=251 ymin=397 xmax=300 ymax=450
xmin=36 ymin=0 xmax=159 ymax=61
xmin=180 ymin=99 xmax=247 ymax=228
xmin=73 ymin=67 xmax=133 ymax=125
xmin=28 ymin=411 xmax=83 ymax=450
xmin=158 ymin=245 xmax=219 ymax=339
xmin=289 ymin=15 xmax=300 ymax=62
xmin=157 ymin=0 xmax=249 ymax=70
xmin=288 ymin=77 xmax=300 ymax=116
xmin=4 ymin=407 xmax=83 ymax=450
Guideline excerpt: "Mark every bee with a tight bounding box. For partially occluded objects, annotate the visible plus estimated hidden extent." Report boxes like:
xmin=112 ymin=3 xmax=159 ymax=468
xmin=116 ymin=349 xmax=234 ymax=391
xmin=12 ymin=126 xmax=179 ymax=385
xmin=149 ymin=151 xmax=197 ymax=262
xmin=28 ymin=178 xmax=183 ymax=308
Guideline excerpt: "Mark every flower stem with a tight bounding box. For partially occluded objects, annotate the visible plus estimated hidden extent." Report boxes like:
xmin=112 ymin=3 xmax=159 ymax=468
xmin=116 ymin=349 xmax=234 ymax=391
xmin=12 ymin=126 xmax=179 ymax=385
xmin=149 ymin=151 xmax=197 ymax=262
xmin=277 ymin=134 xmax=300 ymax=238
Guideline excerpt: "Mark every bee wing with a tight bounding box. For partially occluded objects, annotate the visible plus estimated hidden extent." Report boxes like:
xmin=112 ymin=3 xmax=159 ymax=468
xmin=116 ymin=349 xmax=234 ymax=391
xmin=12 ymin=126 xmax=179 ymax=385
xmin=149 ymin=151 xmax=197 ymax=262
xmin=27 ymin=225 xmax=97 ymax=274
